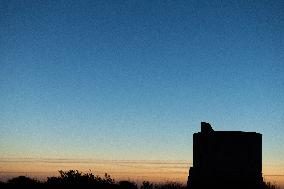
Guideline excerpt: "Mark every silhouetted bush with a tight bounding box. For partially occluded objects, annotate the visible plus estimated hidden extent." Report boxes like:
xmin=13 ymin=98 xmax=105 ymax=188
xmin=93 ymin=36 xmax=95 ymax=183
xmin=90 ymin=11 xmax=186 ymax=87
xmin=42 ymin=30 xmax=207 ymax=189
xmin=4 ymin=176 xmax=41 ymax=189
xmin=46 ymin=170 xmax=117 ymax=188
xmin=141 ymin=181 xmax=154 ymax=189
xmin=7 ymin=176 xmax=40 ymax=185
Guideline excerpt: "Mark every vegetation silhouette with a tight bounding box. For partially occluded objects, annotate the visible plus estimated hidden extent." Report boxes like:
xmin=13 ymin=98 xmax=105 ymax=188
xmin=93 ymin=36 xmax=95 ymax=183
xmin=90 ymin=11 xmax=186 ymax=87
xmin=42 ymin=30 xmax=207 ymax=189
xmin=0 ymin=170 xmax=279 ymax=189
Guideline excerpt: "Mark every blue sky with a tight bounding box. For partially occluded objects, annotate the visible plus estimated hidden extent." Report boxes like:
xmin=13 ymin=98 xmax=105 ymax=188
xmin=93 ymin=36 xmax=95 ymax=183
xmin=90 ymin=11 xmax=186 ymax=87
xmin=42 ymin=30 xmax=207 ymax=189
xmin=0 ymin=0 xmax=284 ymax=169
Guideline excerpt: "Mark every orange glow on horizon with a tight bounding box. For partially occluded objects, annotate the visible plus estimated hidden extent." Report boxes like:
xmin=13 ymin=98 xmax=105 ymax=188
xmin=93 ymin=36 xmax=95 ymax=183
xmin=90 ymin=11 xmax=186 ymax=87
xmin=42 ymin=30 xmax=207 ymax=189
xmin=0 ymin=158 xmax=189 ymax=183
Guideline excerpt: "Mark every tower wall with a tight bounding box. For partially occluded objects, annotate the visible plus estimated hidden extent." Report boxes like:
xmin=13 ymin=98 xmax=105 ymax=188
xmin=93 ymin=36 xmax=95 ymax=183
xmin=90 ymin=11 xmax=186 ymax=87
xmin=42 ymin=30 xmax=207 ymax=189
xmin=188 ymin=123 xmax=263 ymax=189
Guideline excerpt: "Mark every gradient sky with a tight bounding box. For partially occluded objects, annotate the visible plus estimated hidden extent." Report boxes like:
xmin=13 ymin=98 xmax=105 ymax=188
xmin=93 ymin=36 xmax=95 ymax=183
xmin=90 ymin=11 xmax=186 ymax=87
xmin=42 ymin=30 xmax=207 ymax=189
xmin=0 ymin=0 xmax=284 ymax=182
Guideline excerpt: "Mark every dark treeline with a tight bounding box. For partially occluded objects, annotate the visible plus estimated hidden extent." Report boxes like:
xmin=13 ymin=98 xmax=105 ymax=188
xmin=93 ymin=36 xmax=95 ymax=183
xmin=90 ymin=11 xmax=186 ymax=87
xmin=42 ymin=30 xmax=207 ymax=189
xmin=0 ymin=170 xmax=279 ymax=189
xmin=0 ymin=170 xmax=186 ymax=189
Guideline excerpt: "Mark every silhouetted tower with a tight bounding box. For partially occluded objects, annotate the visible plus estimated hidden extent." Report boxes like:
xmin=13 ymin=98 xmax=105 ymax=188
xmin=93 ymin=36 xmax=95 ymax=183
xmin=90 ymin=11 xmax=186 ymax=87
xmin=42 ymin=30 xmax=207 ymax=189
xmin=188 ymin=122 xmax=263 ymax=189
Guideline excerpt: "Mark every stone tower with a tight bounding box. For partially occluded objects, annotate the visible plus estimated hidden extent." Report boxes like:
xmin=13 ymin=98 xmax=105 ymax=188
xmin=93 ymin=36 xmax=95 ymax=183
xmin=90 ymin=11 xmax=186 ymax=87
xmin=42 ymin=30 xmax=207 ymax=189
xmin=188 ymin=122 xmax=263 ymax=189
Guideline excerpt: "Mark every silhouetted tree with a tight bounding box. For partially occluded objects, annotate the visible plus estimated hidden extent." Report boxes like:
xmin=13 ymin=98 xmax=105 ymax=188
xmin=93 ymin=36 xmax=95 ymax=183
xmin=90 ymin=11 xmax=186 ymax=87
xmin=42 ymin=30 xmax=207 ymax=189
xmin=47 ymin=170 xmax=85 ymax=185
xmin=46 ymin=170 xmax=117 ymax=188
xmin=141 ymin=181 xmax=154 ymax=189
xmin=103 ymin=173 xmax=115 ymax=185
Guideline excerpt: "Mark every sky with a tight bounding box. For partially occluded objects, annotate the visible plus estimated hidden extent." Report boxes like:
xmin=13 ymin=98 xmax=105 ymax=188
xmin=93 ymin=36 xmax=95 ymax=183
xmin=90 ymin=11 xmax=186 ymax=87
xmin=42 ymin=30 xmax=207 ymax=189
xmin=0 ymin=0 xmax=284 ymax=185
